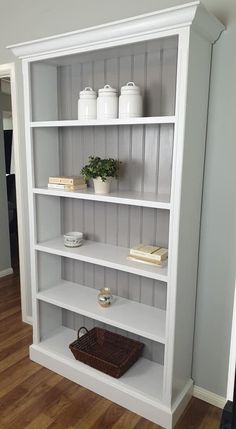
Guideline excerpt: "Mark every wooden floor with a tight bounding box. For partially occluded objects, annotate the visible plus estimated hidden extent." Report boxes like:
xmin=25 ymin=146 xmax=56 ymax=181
xmin=0 ymin=273 xmax=222 ymax=429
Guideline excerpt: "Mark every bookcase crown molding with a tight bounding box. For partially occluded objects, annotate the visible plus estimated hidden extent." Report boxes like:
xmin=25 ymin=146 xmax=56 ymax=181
xmin=8 ymin=1 xmax=224 ymax=60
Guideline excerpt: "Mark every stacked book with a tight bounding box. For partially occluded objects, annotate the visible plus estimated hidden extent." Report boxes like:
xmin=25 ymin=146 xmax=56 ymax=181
xmin=128 ymin=244 xmax=168 ymax=267
xmin=48 ymin=176 xmax=87 ymax=192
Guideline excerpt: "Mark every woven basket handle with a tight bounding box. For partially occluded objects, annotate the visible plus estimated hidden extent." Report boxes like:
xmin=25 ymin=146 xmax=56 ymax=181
xmin=78 ymin=326 xmax=88 ymax=339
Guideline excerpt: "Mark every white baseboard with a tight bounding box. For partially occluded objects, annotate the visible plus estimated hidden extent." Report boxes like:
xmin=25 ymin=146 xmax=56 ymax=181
xmin=193 ymin=385 xmax=226 ymax=409
xmin=0 ymin=267 xmax=13 ymax=278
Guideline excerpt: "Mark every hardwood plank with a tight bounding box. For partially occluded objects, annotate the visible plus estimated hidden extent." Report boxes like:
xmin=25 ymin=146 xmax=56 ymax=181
xmin=0 ymin=368 xmax=59 ymax=420
xmin=44 ymin=388 xmax=100 ymax=429
xmin=0 ymin=343 xmax=29 ymax=372
xmin=0 ymin=333 xmax=32 ymax=360
xmin=24 ymin=413 xmax=53 ymax=429
xmin=0 ymin=305 xmax=21 ymax=321
xmin=0 ymin=358 xmax=40 ymax=399
xmin=88 ymin=402 xmax=125 ymax=429
xmin=1 ymin=374 xmax=66 ymax=428
xmin=0 ymin=273 xmax=222 ymax=429
xmin=73 ymin=397 xmax=111 ymax=429
xmin=111 ymin=410 xmax=141 ymax=429
xmin=134 ymin=417 xmax=162 ymax=429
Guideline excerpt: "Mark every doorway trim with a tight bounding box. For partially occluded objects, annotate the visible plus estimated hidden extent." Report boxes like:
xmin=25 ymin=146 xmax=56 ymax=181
xmin=0 ymin=63 xmax=29 ymax=323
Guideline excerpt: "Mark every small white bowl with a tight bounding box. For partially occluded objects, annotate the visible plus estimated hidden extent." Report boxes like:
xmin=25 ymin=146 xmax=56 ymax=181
xmin=64 ymin=231 xmax=83 ymax=248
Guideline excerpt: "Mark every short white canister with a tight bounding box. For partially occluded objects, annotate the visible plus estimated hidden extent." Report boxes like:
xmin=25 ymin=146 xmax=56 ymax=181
xmin=97 ymin=85 xmax=118 ymax=119
xmin=119 ymin=82 xmax=143 ymax=118
xmin=78 ymin=87 xmax=97 ymax=120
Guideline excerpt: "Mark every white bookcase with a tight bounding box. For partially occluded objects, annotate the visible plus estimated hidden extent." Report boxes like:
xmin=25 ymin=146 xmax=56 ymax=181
xmin=10 ymin=3 xmax=223 ymax=428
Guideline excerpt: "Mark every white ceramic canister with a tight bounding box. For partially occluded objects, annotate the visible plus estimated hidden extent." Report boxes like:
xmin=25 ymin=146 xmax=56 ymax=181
xmin=119 ymin=82 xmax=143 ymax=118
xmin=78 ymin=87 xmax=97 ymax=120
xmin=97 ymin=84 xmax=118 ymax=119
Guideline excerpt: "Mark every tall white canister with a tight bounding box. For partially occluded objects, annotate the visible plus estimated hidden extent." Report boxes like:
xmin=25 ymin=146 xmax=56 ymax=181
xmin=119 ymin=82 xmax=143 ymax=118
xmin=97 ymin=85 xmax=118 ymax=119
xmin=78 ymin=87 xmax=97 ymax=120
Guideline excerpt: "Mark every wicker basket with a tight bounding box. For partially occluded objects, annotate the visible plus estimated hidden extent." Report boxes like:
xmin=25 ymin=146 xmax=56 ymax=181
xmin=69 ymin=327 xmax=144 ymax=378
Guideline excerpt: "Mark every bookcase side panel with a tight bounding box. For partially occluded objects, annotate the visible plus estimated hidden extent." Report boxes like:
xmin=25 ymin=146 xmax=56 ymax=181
xmin=31 ymin=62 xmax=58 ymax=121
xmin=36 ymin=195 xmax=61 ymax=242
xmin=38 ymin=253 xmax=62 ymax=292
xmin=34 ymin=128 xmax=60 ymax=187
xmin=39 ymin=301 xmax=62 ymax=341
xmin=171 ymin=30 xmax=212 ymax=403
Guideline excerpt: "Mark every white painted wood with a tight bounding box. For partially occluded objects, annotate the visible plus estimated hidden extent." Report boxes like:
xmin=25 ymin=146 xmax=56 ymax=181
xmin=162 ymin=28 xmax=191 ymax=406
xmin=0 ymin=267 xmax=13 ymax=278
xmin=0 ymin=63 xmax=27 ymax=322
xmin=172 ymin=379 xmax=193 ymax=426
xmin=227 ymin=279 xmax=236 ymax=401
xmin=30 ymin=327 xmax=171 ymax=426
xmin=37 ymin=252 xmax=61 ymax=292
xmin=8 ymin=2 xmax=223 ymax=60
xmin=34 ymin=129 xmax=60 ymax=187
xmin=169 ymin=29 xmax=212 ymax=405
xmin=37 ymin=280 xmax=166 ymax=342
xmin=35 ymin=236 xmax=168 ymax=282
xmin=33 ymin=187 xmax=170 ymax=209
xmin=22 ymin=60 xmax=41 ymax=343
xmin=193 ymin=385 xmax=226 ymax=409
xmin=39 ymin=301 xmax=62 ymax=340
xmin=30 ymin=117 xmax=176 ymax=127
xmin=10 ymin=3 xmax=224 ymax=427
xmin=31 ymin=63 xmax=58 ymax=121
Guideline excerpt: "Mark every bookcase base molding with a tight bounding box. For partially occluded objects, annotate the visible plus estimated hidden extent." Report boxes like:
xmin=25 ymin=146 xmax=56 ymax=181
xmin=30 ymin=332 xmax=193 ymax=429
xmin=9 ymin=2 xmax=224 ymax=428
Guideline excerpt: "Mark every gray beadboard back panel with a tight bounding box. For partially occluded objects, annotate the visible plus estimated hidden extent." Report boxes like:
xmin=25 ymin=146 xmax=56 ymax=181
xmin=61 ymin=309 xmax=165 ymax=364
xmin=33 ymin=124 xmax=174 ymax=199
xmin=61 ymin=200 xmax=169 ymax=247
xmin=59 ymin=124 xmax=174 ymax=197
xmin=31 ymin=36 xmax=177 ymax=121
xmin=57 ymin=36 xmax=178 ymax=120
xmin=61 ymin=257 xmax=167 ymax=310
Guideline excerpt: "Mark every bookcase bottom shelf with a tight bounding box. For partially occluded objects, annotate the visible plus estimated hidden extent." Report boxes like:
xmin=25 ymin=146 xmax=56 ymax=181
xmin=30 ymin=327 xmax=192 ymax=428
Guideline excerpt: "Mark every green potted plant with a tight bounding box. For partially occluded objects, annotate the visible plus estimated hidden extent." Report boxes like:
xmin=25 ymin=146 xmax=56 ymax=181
xmin=81 ymin=156 xmax=121 ymax=194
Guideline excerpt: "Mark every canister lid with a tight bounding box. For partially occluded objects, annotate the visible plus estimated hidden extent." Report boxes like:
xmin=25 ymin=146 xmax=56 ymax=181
xmin=98 ymin=84 xmax=118 ymax=95
xmin=120 ymin=82 xmax=141 ymax=95
xmin=79 ymin=87 xmax=97 ymax=98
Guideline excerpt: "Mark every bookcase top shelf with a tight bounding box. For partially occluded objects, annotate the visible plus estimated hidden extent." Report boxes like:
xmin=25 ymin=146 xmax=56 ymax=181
xmin=33 ymin=188 xmax=171 ymax=210
xmin=37 ymin=281 xmax=166 ymax=343
xmin=35 ymin=237 xmax=168 ymax=282
xmin=30 ymin=117 xmax=176 ymax=127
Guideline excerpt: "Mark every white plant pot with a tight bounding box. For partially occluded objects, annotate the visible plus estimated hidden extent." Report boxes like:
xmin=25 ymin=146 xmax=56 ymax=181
xmin=93 ymin=177 xmax=112 ymax=194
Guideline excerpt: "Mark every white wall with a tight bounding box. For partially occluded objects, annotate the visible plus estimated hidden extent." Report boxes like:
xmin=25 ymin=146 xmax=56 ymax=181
xmin=0 ymin=0 xmax=235 ymax=397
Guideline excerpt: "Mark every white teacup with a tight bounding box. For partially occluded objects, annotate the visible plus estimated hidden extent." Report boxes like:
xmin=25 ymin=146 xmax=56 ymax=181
xmin=64 ymin=231 xmax=83 ymax=247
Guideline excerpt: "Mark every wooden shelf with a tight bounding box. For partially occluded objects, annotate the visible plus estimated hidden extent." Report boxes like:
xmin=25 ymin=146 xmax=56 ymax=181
xmin=30 ymin=117 xmax=176 ymax=128
xmin=30 ymin=327 xmax=164 ymax=402
xmin=33 ymin=187 xmax=171 ymax=210
xmin=35 ymin=237 xmax=168 ymax=282
xmin=37 ymin=281 xmax=166 ymax=343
